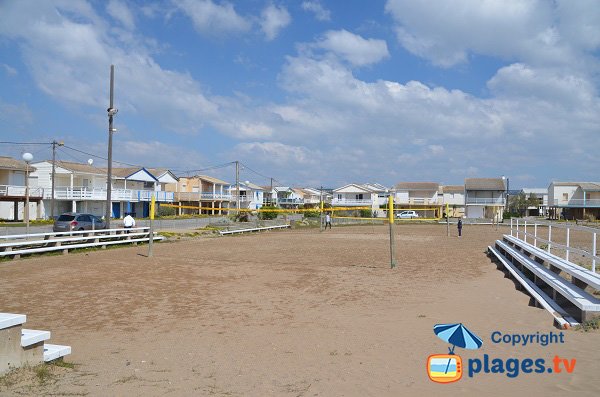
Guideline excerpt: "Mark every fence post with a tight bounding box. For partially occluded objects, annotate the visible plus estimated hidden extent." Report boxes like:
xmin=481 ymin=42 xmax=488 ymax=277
xmin=548 ymin=225 xmax=552 ymax=253
xmin=566 ymin=227 xmax=570 ymax=262
xmin=593 ymin=233 xmax=597 ymax=273
xmin=516 ymin=219 xmax=519 ymax=239
xmin=510 ymin=218 xmax=513 ymax=236
xmin=524 ymin=221 xmax=527 ymax=244
xmin=534 ymin=224 xmax=537 ymax=247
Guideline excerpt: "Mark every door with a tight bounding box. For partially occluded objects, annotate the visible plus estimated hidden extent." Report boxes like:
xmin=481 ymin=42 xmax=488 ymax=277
xmin=112 ymin=202 xmax=120 ymax=218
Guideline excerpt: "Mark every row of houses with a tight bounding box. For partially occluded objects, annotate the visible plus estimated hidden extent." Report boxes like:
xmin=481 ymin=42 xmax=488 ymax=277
xmin=1 ymin=156 xmax=598 ymax=221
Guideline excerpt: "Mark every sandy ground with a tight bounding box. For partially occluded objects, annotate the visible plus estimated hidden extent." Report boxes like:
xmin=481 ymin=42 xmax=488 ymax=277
xmin=1 ymin=224 xmax=600 ymax=396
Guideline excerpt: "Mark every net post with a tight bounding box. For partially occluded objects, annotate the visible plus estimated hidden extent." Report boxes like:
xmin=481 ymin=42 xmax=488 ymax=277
xmin=320 ymin=200 xmax=324 ymax=232
xmin=566 ymin=227 xmax=570 ymax=262
xmin=389 ymin=194 xmax=397 ymax=269
xmin=446 ymin=203 xmax=449 ymax=237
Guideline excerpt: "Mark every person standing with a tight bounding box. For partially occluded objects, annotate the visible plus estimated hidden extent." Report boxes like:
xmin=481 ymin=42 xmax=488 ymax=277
xmin=457 ymin=218 xmax=463 ymax=237
xmin=123 ymin=213 xmax=135 ymax=232
xmin=325 ymin=213 xmax=332 ymax=230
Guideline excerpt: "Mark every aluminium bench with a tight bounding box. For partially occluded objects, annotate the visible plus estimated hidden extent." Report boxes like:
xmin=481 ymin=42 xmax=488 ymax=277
xmin=496 ymin=239 xmax=600 ymax=322
xmin=504 ymin=234 xmax=600 ymax=291
xmin=219 ymin=224 xmax=290 ymax=235
xmin=488 ymin=245 xmax=578 ymax=328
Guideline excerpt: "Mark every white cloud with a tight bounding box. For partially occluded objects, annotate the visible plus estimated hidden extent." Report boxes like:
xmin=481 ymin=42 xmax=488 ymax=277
xmin=106 ymin=0 xmax=135 ymax=30
xmin=301 ymin=1 xmax=330 ymax=21
xmin=260 ymin=4 xmax=291 ymax=41
xmin=1 ymin=63 xmax=17 ymax=76
xmin=234 ymin=142 xmax=317 ymax=166
xmin=175 ymin=0 xmax=251 ymax=36
xmin=314 ymin=30 xmax=389 ymax=66
xmin=384 ymin=0 xmax=599 ymax=70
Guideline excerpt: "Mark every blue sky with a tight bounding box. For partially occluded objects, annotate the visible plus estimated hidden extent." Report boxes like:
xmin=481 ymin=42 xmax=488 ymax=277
xmin=0 ymin=0 xmax=599 ymax=189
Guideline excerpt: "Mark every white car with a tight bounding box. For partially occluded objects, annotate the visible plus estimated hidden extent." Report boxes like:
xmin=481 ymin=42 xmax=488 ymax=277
xmin=397 ymin=210 xmax=419 ymax=219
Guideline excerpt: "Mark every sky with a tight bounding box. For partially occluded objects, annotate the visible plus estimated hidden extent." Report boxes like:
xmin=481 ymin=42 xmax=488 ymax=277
xmin=0 ymin=0 xmax=599 ymax=189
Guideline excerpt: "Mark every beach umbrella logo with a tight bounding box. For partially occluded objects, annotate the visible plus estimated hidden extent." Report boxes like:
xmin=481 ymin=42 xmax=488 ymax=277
xmin=427 ymin=323 xmax=483 ymax=383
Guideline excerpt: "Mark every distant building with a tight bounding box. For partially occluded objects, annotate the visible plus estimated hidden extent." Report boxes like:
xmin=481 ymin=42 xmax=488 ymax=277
xmin=439 ymin=185 xmax=465 ymax=218
xmin=548 ymin=182 xmax=600 ymax=220
xmin=464 ymin=178 xmax=507 ymax=221
xmin=0 ymin=156 xmax=42 ymax=221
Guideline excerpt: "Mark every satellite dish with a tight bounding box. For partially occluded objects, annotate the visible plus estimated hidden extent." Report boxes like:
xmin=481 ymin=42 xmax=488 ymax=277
xmin=245 ymin=180 xmax=250 ymax=185
xmin=22 ymin=152 xmax=33 ymax=162
xmin=88 ymin=159 xmax=94 ymax=166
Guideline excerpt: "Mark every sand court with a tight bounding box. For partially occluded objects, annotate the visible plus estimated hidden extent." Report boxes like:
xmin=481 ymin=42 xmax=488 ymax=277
xmin=1 ymin=224 xmax=599 ymax=396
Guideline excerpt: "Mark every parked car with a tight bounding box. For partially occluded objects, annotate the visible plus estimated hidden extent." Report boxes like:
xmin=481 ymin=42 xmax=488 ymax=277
xmin=397 ymin=210 xmax=419 ymax=219
xmin=53 ymin=213 xmax=106 ymax=232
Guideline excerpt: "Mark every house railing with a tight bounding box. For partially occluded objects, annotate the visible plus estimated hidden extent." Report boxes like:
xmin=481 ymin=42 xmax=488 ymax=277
xmin=176 ymin=192 xmax=233 ymax=201
xmin=552 ymin=199 xmax=600 ymax=207
xmin=50 ymin=187 xmax=174 ymax=202
xmin=0 ymin=185 xmax=44 ymax=199
xmin=277 ymin=198 xmax=304 ymax=205
xmin=465 ymin=197 xmax=505 ymax=205
xmin=331 ymin=198 xmax=373 ymax=206
xmin=394 ymin=197 xmax=440 ymax=205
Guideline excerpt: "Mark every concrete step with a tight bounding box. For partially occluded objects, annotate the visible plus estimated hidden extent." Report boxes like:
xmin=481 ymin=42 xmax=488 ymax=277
xmin=0 ymin=313 xmax=26 ymax=330
xmin=43 ymin=344 xmax=71 ymax=362
xmin=21 ymin=329 xmax=51 ymax=347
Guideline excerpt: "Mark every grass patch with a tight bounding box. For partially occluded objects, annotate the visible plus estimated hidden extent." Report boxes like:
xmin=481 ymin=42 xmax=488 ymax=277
xmin=574 ymin=317 xmax=600 ymax=332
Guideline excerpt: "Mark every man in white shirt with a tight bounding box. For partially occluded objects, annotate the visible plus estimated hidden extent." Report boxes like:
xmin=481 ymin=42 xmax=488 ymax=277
xmin=123 ymin=213 xmax=135 ymax=231
xmin=325 ymin=213 xmax=332 ymax=230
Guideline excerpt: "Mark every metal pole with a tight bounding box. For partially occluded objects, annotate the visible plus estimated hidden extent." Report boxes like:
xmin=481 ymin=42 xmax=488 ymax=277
xmin=566 ymin=227 xmax=570 ymax=262
xmin=389 ymin=194 xmax=396 ymax=269
xmin=446 ymin=203 xmax=449 ymax=237
xmin=524 ymin=221 xmax=527 ymax=244
xmin=548 ymin=225 xmax=552 ymax=253
xmin=510 ymin=218 xmax=513 ymax=236
xmin=592 ymin=233 xmax=596 ymax=273
xmin=51 ymin=141 xmax=57 ymax=220
xmin=25 ymin=162 xmax=30 ymax=236
xmin=105 ymin=65 xmax=116 ymax=229
xmin=516 ymin=219 xmax=519 ymax=239
xmin=534 ymin=223 xmax=537 ymax=247
xmin=320 ymin=186 xmax=324 ymax=232
xmin=235 ymin=161 xmax=240 ymax=213
xmin=148 ymin=194 xmax=155 ymax=257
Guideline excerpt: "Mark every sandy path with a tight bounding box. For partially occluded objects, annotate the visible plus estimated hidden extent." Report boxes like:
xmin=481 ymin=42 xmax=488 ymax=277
xmin=1 ymin=224 xmax=599 ymax=396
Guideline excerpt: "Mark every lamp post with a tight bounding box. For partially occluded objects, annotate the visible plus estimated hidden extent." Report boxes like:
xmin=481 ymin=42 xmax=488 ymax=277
xmin=106 ymin=65 xmax=118 ymax=229
xmin=22 ymin=152 xmax=33 ymax=236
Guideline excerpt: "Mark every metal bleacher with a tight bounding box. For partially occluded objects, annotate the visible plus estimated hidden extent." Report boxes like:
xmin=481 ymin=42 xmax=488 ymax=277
xmin=489 ymin=219 xmax=600 ymax=327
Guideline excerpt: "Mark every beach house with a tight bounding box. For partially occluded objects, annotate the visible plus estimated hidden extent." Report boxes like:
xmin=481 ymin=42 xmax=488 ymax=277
xmin=464 ymin=178 xmax=507 ymax=221
xmin=166 ymin=175 xmax=231 ymax=215
xmin=0 ymin=156 xmax=43 ymax=221
xmin=548 ymin=182 xmax=600 ymax=220
xmin=439 ymin=185 xmax=465 ymax=218
xmin=394 ymin=182 xmax=442 ymax=218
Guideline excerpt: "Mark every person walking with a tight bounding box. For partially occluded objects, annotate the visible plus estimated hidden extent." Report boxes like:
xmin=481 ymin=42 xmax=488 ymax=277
xmin=123 ymin=213 xmax=135 ymax=232
xmin=325 ymin=213 xmax=332 ymax=230
xmin=457 ymin=218 xmax=463 ymax=237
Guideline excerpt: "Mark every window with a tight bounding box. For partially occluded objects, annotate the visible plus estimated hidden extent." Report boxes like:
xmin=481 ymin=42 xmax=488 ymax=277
xmin=143 ymin=181 xmax=154 ymax=189
xmin=585 ymin=192 xmax=591 ymax=200
xmin=356 ymin=193 xmax=363 ymax=200
xmin=337 ymin=194 xmax=342 ymax=200
xmin=563 ymin=193 xmax=568 ymax=201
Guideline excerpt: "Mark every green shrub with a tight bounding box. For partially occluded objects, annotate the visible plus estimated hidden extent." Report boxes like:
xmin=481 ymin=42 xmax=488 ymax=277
xmin=158 ymin=205 xmax=176 ymax=217
xmin=259 ymin=206 xmax=279 ymax=220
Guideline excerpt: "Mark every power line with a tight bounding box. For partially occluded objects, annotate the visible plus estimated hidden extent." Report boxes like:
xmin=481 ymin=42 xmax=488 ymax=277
xmin=0 ymin=141 xmax=52 ymax=145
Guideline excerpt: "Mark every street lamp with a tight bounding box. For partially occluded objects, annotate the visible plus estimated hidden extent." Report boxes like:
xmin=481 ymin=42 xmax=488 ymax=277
xmin=22 ymin=152 xmax=33 ymax=236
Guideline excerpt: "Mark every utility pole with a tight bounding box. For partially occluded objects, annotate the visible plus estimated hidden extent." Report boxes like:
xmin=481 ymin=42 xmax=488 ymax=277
xmin=50 ymin=140 xmax=64 ymax=220
xmin=389 ymin=193 xmax=397 ymax=269
xmin=270 ymin=177 xmax=273 ymax=206
xmin=235 ymin=161 xmax=240 ymax=213
xmin=106 ymin=65 xmax=117 ymax=228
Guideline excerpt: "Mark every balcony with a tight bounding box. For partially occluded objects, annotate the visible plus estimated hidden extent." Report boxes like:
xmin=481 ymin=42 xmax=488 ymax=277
xmin=465 ymin=197 xmax=505 ymax=205
xmin=0 ymin=185 xmax=44 ymax=199
xmin=394 ymin=197 xmax=440 ymax=205
xmin=175 ymin=192 xmax=233 ymax=201
xmin=50 ymin=187 xmax=174 ymax=202
xmin=331 ymin=198 xmax=373 ymax=206
xmin=553 ymin=198 xmax=600 ymax=208
xmin=277 ymin=198 xmax=304 ymax=205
